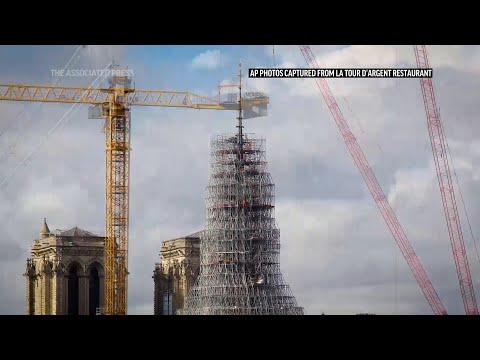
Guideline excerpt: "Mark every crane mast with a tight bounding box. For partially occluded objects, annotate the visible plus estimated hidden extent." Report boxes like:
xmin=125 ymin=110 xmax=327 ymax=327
xmin=299 ymin=45 xmax=447 ymax=315
xmin=414 ymin=45 xmax=478 ymax=315
xmin=104 ymin=76 xmax=132 ymax=314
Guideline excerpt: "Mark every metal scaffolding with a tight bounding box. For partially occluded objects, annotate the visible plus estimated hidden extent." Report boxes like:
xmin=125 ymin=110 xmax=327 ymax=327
xmin=178 ymin=133 xmax=304 ymax=315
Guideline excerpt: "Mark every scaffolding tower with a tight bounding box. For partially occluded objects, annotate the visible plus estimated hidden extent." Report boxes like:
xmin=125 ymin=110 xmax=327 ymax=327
xmin=178 ymin=132 xmax=304 ymax=315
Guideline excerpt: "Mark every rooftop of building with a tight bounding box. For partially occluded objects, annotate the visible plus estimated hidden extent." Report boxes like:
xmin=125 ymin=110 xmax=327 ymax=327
xmin=160 ymin=231 xmax=202 ymax=258
xmin=51 ymin=227 xmax=101 ymax=237
xmin=185 ymin=231 xmax=203 ymax=239
xmin=33 ymin=219 xmax=105 ymax=252
xmin=162 ymin=231 xmax=203 ymax=244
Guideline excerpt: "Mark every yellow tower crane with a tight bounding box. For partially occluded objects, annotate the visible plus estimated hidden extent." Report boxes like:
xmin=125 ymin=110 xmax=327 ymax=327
xmin=0 ymin=72 xmax=269 ymax=315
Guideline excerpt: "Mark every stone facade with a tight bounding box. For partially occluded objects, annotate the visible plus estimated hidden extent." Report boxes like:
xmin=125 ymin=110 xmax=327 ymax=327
xmin=24 ymin=219 xmax=105 ymax=315
xmin=153 ymin=232 xmax=201 ymax=315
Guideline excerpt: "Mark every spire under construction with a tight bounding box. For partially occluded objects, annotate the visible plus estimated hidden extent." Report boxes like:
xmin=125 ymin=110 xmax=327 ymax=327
xmin=179 ymin=64 xmax=304 ymax=315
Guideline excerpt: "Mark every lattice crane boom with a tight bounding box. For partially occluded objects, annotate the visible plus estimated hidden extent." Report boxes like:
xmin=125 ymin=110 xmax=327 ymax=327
xmin=299 ymin=45 xmax=447 ymax=315
xmin=0 ymin=81 xmax=268 ymax=315
xmin=414 ymin=45 xmax=478 ymax=315
xmin=0 ymin=84 xmax=251 ymax=109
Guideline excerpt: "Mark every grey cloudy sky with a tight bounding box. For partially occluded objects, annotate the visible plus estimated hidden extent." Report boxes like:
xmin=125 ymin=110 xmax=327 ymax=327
xmin=0 ymin=45 xmax=479 ymax=315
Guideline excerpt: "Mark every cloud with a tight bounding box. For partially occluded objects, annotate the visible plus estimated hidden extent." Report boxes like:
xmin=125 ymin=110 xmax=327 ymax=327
xmin=252 ymin=45 xmax=480 ymax=101
xmin=0 ymin=45 xmax=479 ymax=315
xmin=190 ymin=49 xmax=226 ymax=70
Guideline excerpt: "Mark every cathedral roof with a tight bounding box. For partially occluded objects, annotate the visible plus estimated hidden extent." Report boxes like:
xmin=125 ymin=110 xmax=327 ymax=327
xmin=54 ymin=226 xmax=100 ymax=237
xmin=185 ymin=231 xmax=203 ymax=239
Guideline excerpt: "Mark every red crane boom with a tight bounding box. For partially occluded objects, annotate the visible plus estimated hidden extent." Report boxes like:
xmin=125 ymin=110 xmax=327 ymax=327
xmin=414 ymin=45 xmax=478 ymax=315
xmin=299 ymin=45 xmax=447 ymax=315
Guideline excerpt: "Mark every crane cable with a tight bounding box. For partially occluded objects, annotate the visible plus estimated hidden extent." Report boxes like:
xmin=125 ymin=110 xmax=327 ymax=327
xmin=427 ymin=49 xmax=480 ymax=284
xmin=0 ymin=45 xmax=85 ymax=161
xmin=342 ymin=96 xmax=365 ymax=134
xmin=394 ymin=44 xmax=398 ymax=315
xmin=445 ymin=125 xmax=480 ymax=274
xmin=273 ymin=45 xmax=276 ymax=67
xmin=0 ymin=45 xmax=83 ymax=135
xmin=0 ymin=60 xmax=113 ymax=190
